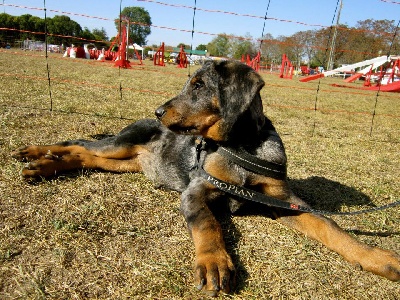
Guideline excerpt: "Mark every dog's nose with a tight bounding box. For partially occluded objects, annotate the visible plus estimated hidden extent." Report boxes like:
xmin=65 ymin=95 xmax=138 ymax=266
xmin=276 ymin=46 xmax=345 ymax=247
xmin=155 ymin=106 xmax=166 ymax=119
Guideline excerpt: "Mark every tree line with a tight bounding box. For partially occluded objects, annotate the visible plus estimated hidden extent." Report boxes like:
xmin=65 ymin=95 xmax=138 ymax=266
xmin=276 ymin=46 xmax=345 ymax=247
xmin=207 ymin=19 xmax=399 ymax=68
xmin=1 ymin=9 xmax=398 ymax=68
xmin=0 ymin=13 xmax=109 ymax=47
xmin=0 ymin=7 xmax=152 ymax=48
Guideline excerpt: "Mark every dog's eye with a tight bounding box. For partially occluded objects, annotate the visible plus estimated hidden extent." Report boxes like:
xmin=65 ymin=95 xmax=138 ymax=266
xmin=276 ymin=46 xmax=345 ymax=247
xmin=193 ymin=80 xmax=204 ymax=90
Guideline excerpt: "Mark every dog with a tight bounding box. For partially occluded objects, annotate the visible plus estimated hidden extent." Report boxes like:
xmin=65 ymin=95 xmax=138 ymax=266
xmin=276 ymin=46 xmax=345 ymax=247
xmin=11 ymin=60 xmax=400 ymax=296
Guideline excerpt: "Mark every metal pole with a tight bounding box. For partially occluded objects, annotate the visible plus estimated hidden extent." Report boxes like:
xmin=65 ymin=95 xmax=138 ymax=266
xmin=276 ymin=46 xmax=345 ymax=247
xmin=126 ymin=19 xmax=129 ymax=60
xmin=327 ymin=0 xmax=343 ymax=70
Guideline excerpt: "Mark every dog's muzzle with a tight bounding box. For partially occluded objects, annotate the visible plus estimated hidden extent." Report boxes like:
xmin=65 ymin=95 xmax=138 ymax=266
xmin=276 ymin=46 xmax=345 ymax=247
xmin=155 ymin=106 xmax=166 ymax=119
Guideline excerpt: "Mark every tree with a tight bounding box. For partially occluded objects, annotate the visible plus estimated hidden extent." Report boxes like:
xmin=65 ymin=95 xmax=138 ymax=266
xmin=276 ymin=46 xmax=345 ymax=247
xmin=196 ymin=44 xmax=207 ymax=51
xmin=81 ymin=27 xmax=96 ymax=42
xmin=259 ymin=33 xmax=280 ymax=66
xmin=355 ymin=19 xmax=398 ymax=56
xmin=230 ymin=33 xmax=256 ymax=60
xmin=47 ymin=15 xmax=82 ymax=45
xmin=296 ymin=30 xmax=317 ymax=66
xmin=92 ymin=27 xmax=109 ymax=41
xmin=0 ymin=13 xmax=19 ymax=42
xmin=10 ymin=14 xmax=45 ymax=41
xmin=117 ymin=7 xmax=151 ymax=45
xmin=279 ymin=32 xmax=308 ymax=67
xmin=177 ymin=42 xmax=189 ymax=49
xmin=207 ymin=34 xmax=230 ymax=57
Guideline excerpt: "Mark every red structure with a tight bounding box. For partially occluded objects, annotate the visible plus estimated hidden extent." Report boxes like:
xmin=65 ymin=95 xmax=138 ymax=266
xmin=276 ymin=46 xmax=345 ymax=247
xmin=241 ymin=54 xmax=251 ymax=65
xmin=131 ymin=44 xmax=143 ymax=65
xmin=177 ymin=45 xmax=188 ymax=68
xmin=279 ymin=54 xmax=294 ymax=79
xmin=380 ymin=58 xmax=400 ymax=85
xmin=153 ymin=42 xmax=165 ymax=66
xmin=241 ymin=53 xmax=260 ymax=72
xmin=362 ymin=65 xmax=374 ymax=87
xmin=364 ymin=58 xmax=400 ymax=88
xmin=114 ymin=20 xmax=131 ymax=69
xmin=249 ymin=52 xmax=260 ymax=72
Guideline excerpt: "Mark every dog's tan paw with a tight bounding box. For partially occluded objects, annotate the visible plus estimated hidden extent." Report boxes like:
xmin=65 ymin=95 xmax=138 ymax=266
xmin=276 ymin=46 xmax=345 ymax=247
xmin=21 ymin=159 xmax=58 ymax=179
xmin=374 ymin=250 xmax=400 ymax=281
xmin=194 ymin=250 xmax=235 ymax=296
xmin=11 ymin=145 xmax=44 ymax=162
xmin=11 ymin=146 xmax=30 ymax=161
xmin=360 ymin=248 xmax=400 ymax=281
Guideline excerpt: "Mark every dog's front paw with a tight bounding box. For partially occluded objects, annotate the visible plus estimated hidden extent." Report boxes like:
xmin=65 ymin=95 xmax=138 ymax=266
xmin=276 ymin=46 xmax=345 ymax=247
xmin=11 ymin=145 xmax=44 ymax=162
xmin=21 ymin=158 xmax=59 ymax=179
xmin=194 ymin=250 xmax=235 ymax=296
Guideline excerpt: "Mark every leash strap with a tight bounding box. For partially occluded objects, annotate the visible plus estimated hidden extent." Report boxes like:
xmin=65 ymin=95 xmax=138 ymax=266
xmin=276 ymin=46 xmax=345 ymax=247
xmin=195 ymin=138 xmax=400 ymax=215
xmin=199 ymin=168 xmax=400 ymax=215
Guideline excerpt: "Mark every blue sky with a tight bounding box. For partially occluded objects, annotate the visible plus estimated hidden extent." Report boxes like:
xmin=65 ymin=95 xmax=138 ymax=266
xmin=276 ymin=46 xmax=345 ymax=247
xmin=2 ymin=0 xmax=399 ymax=47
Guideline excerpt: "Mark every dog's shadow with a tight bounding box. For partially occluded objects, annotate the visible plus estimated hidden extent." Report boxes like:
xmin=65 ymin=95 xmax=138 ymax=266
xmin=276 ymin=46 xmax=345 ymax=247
xmin=220 ymin=176 xmax=399 ymax=294
xmin=233 ymin=176 xmax=379 ymax=216
xmin=289 ymin=176 xmax=375 ymax=211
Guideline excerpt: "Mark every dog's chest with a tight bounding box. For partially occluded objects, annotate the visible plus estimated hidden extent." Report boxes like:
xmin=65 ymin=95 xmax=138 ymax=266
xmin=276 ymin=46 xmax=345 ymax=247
xmin=139 ymin=135 xmax=196 ymax=192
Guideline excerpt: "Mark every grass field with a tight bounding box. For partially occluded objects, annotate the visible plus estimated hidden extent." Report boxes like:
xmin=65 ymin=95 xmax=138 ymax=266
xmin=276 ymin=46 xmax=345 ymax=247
xmin=1 ymin=49 xmax=399 ymax=299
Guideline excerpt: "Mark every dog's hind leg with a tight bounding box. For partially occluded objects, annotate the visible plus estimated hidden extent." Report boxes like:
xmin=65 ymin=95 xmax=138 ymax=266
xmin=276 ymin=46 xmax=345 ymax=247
xmin=275 ymin=193 xmax=400 ymax=281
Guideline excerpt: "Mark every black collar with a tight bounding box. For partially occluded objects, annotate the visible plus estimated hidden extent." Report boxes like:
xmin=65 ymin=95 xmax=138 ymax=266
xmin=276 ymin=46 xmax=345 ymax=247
xmin=194 ymin=136 xmax=286 ymax=180
xmin=217 ymin=146 xmax=286 ymax=180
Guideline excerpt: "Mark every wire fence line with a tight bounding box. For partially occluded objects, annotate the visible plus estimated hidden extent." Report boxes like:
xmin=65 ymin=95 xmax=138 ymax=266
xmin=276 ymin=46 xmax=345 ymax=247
xmin=0 ymin=1 xmax=399 ymax=143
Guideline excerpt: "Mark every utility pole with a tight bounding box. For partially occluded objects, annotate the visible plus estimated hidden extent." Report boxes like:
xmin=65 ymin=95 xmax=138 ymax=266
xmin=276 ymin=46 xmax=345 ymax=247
xmin=327 ymin=0 xmax=343 ymax=70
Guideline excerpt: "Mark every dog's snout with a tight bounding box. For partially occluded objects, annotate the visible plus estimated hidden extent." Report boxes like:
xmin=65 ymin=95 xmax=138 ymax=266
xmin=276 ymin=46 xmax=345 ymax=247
xmin=155 ymin=106 xmax=166 ymax=119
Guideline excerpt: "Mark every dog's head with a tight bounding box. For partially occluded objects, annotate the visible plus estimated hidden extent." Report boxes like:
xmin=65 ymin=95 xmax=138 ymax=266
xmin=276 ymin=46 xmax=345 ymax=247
xmin=155 ymin=60 xmax=266 ymax=142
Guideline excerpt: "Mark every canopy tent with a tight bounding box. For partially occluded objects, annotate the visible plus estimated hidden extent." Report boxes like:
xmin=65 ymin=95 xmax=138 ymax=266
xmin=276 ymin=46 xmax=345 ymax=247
xmin=128 ymin=43 xmax=144 ymax=59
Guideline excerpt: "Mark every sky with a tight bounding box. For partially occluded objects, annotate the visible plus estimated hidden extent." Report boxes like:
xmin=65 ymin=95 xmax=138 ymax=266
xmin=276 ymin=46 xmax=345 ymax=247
xmin=1 ymin=0 xmax=399 ymax=47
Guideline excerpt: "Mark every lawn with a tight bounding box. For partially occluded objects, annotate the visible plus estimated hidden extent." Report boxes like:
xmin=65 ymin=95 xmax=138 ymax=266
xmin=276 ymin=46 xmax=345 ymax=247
xmin=1 ymin=49 xmax=399 ymax=299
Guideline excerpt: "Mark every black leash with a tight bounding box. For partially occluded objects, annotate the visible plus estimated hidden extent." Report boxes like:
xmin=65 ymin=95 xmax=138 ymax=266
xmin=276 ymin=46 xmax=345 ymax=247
xmin=195 ymin=138 xmax=400 ymax=216
xmin=199 ymin=168 xmax=400 ymax=216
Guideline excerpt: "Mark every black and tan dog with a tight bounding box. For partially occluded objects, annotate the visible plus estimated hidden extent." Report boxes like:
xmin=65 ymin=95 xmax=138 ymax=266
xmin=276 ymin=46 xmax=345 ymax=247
xmin=11 ymin=60 xmax=400 ymax=296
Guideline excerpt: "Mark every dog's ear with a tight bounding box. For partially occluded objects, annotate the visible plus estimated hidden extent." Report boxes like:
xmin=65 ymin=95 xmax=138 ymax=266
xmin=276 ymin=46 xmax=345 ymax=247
xmin=214 ymin=61 xmax=265 ymax=140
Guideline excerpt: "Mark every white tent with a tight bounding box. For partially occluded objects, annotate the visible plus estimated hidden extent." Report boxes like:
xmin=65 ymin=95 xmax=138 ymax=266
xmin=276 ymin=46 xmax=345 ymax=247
xmin=128 ymin=43 xmax=144 ymax=59
xmin=129 ymin=43 xmax=143 ymax=50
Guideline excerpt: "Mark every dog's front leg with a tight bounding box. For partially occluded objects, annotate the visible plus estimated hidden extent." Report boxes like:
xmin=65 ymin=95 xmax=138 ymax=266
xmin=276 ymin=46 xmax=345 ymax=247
xmin=276 ymin=193 xmax=400 ymax=281
xmin=181 ymin=178 xmax=235 ymax=296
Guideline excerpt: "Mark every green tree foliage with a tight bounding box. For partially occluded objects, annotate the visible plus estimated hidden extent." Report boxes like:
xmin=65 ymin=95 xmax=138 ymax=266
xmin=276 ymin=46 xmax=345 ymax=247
xmin=177 ymin=42 xmax=189 ymax=49
xmin=81 ymin=27 xmax=96 ymax=42
xmin=92 ymin=27 xmax=109 ymax=41
xmin=0 ymin=13 xmax=109 ymax=47
xmin=46 ymin=15 xmax=83 ymax=45
xmin=206 ymin=34 xmax=230 ymax=57
xmin=196 ymin=44 xmax=207 ymax=51
xmin=117 ymin=7 xmax=151 ymax=45
xmin=0 ymin=13 xmax=46 ymax=42
xmin=230 ymin=33 xmax=256 ymax=59
xmin=206 ymin=33 xmax=256 ymax=59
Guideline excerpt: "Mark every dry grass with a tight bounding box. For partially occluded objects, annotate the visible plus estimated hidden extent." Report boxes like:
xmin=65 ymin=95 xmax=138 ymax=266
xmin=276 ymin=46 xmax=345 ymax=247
xmin=1 ymin=50 xmax=399 ymax=299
